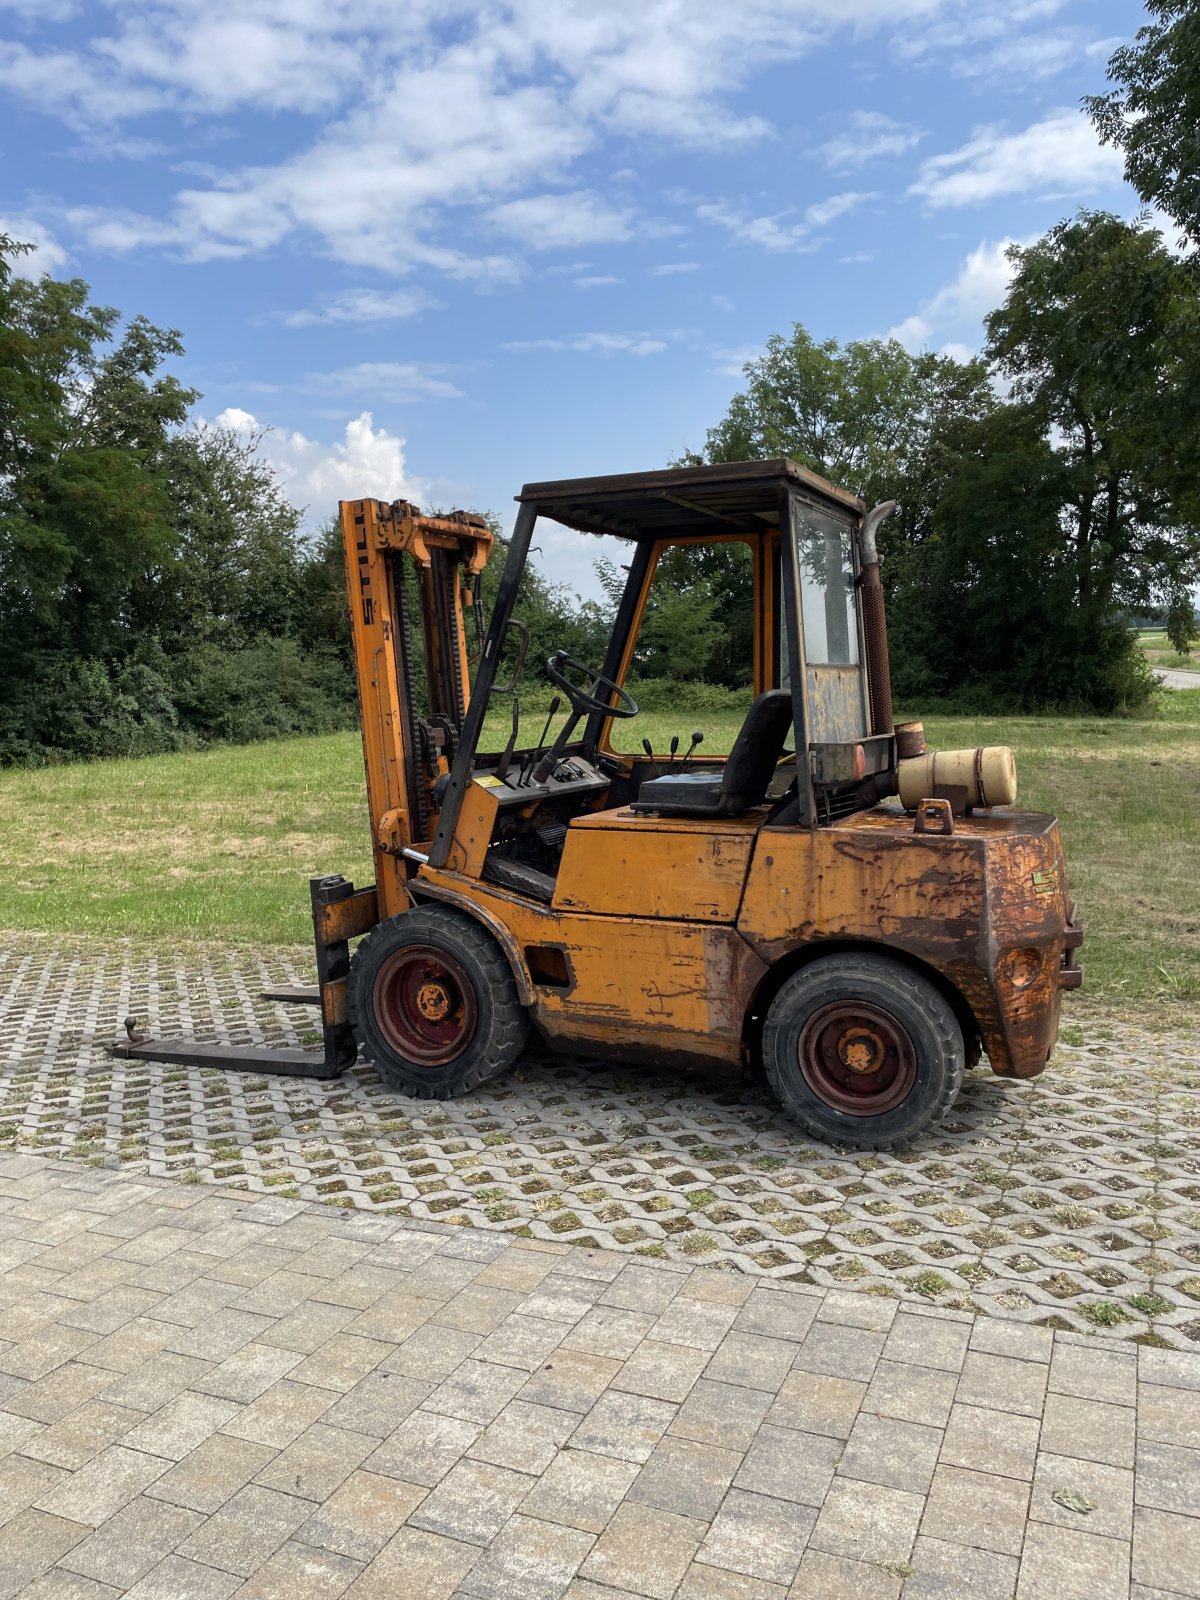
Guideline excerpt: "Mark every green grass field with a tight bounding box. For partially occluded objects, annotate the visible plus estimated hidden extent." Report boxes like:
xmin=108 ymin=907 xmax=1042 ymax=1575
xmin=1138 ymin=628 xmax=1200 ymax=674
xmin=2 ymin=691 xmax=1197 ymax=1012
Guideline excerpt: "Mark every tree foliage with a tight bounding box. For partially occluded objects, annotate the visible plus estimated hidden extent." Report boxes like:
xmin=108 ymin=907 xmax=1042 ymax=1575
xmin=1087 ymin=1 xmax=1200 ymax=247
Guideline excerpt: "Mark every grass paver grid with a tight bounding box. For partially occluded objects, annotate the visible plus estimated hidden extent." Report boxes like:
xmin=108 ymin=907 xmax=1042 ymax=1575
xmin=2 ymin=936 xmax=1199 ymax=1349
xmin=0 ymin=1153 xmax=1198 ymax=1600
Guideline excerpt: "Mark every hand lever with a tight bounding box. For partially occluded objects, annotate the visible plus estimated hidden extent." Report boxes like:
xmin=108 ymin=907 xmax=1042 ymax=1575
xmin=521 ymin=696 xmax=561 ymax=786
xmin=682 ymin=730 xmax=704 ymax=768
xmin=668 ymin=735 xmax=679 ymax=764
xmin=641 ymin=737 xmax=661 ymax=779
xmin=495 ymin=696 xmax=520 ymax=782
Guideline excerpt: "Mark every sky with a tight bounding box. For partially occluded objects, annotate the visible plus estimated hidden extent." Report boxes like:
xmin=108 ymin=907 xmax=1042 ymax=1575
xmin=0 ymin=0 xmax=1153 ymax=597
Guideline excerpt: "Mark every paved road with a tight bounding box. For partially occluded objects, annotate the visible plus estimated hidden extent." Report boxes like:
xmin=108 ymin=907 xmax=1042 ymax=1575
xmin=1 ymin=1153 xmax=1197 ymax=1600
xmin=1155 ymin=667 xmax=1200 ymax=689
xmin=2 ymin=935 xmax=1198 ymax=1347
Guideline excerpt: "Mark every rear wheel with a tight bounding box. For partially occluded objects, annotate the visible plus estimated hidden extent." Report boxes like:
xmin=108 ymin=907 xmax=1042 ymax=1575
xmin=761 ymin=953 xmax=964 ymax=1149
xmin=349 ymin=906 xmax=529 ymax=1099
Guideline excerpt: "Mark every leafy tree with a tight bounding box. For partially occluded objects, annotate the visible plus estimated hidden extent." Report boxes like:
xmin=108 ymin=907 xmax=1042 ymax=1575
xmin=1087 ymin=1 xmax=1200 ymax=246
xmin=986 ymin=211 xmax=1200 ymax=656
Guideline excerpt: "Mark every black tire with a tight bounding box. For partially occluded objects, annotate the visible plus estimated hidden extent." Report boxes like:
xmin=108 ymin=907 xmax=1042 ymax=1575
xmin=761 ymin=953 xmax=965 ymax=1150
xmin=348 ymin=905 xmax=529 ymax=1099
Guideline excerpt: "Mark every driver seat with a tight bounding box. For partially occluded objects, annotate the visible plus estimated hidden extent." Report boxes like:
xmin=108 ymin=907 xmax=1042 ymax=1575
xmin=631 ymin=690 xmax=793 ymax=818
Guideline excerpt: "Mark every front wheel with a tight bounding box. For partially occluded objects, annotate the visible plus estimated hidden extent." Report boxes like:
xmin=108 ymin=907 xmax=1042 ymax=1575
xmin=348 ymin=906 xmax=529 ymax=1099
xmin=761 ymin=953 xmax=965 ymax=1149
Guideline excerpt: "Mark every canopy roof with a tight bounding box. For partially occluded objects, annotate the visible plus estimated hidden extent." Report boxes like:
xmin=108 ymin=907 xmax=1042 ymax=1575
xmin=516 ymin=458 xmax=864 ymax=542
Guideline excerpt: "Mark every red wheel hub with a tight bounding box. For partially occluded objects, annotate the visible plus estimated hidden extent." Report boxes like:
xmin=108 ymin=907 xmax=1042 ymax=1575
xmin=798 ymin=1000 xmax=917 ymax=1116
xmin=373 ymin=946 xmax=478 ymax=1065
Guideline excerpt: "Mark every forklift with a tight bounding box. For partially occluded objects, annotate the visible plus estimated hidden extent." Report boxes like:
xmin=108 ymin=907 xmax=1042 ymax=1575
xmin=116 ymin=459 xmax=1083 ymax=1149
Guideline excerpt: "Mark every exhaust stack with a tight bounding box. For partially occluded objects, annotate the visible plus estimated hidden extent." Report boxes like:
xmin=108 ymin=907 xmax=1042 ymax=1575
xmin=860 ymin=501 xmax=897 ymax=737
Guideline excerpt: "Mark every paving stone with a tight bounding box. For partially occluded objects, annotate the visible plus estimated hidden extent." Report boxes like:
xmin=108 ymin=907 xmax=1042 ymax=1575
xmin=459 ymin=1513 xmax=594 ymax=1600
xmin=648 ymin=1298 xmax=742 ymax=1352
xmin=1029 ymin=1452 xmax=1133 ymax=1541
xmin=569 ymin=1389 xmax=677 ymax=1463
xmin=733 ymin=1423 xmax=840 ymax=1508
xmin=322 ymin=1371 xmax=433 ymax=1438
xmin=120 ymin=1392 xmax=241 ymax=1460
xmin=767 ymin=1371 xmax=866 ymax=1439
xmin=0 ymin=1508 xmax=91 ymax=1598
xmin=167 ymin=1310 xmax=278 ymax=1363
xmin=838 ymin=1411 xmax=942 ymax=1493
xmin=436 ymin=1284 xmax=526 ymax=1335
xmin=177 ymin=1482 xmax=317 ymax=1576
xmin=426 ymin=1359 xmax=526 ymax=1424
xmin=1138 ymin=1349 xmax=1200 ymax=1392
xmin=296 ymin=1470 xmax=427 ymax=1561
xmin=816 ymin=1291 xmax=897 ymax=1333
xmin=1039 ymin=1392 xmax=1136 ymax=1468
xmin=145 ymin=1434 xmax=279 ymax=1514
xmin=969 ymin=1322 xmax=1053 ymax=1365
xmin=254 ymin=1421 xmax=375 ymax=1501
xmin=921 ymin=1464 xmax=1031 ymax=1557
xmin=792 ymin=1322 xmax=886 ymax=1382
xmin=940 ymin=1402 xmax=1041 ymax=1480
xmin=1049 ymin=1344 xmax=1138 ymax=1407
xmin=408 ymin=1457 xmax=535 ymax=1545
xmin=630 ymin=1434 xmax=743 ymax=1520
xmin=17 ymin=1573 xmax=122 ymax=1600
xmin=520 ymin=1350 xmax=622 ymax=1413
xmin=193 ymin=1342 xmax=302 ymax=1404
xmin=381 ymin=1322 xmax=482 ymax=1381
xmin=809 ymin=1477 xmax=924 ymax=1567
xmin=468 ymin=1400 xmax=575 ymax=1474
xmin=19 ymin=1400 xmax=144 ymax=1470
xmin=881 ymin=1312 xmax=970 ymax=1374
xmin=611 ymin=1339 xmax=709 ymax=1403
xmin=121 ymin=1553 xmax=245 ymax=1599
xmin=83 ymin=1320 xmax=174 ymax=1375
xmin=1132 ymin=1507 xmax=1200 ymax=1596
xmin=0 ymin=1325 xmax=99 ymax=1380
xmin=696 ymin=1488 xmax=813 ymax=1585
xmin=863 ymin=1361 xmax=958 ymax=1428
xmin=790 ymin=1547 xmax=902 ymax=1599
xmin=559 ymin=1306 xmax=656 ymax=1361
xmin=671 ymin=1379 xmax=773 ymax=1452
xmin=100 ymin=1353 xmax=215 ymax=1413
xmin=37 ymin=1444 xmax=168 ymax=1526
xmin=905 ymin=1536 xmax=1019 ymax=1600
xmin=1017 ymin=1520 xmax=1131 ymax=1599
xmin=59 ymin=1494 xmax=203 ymax=1588
xmin=600 ymin=1266 xmax=686 ymax=1317
xmin=730 ymin=1289 xmax=818 ymax=1348
xmin=1136 ymin=1440 xmax=1200 ymax=1516
xmin=474 ymin=1314 xmax=570 ymax=1372
xmin=523 ymin=1448 xmax=640 ymax=1533
xmin=1138 ymin=1383 xmax=1200 ymax=1450
xmin=220 ymin=1378 xmax=339 ymax=1448
xmin=580 ymin=1501 xmax=705 ymax=1600
xmin=676 ymin=1271 xmax=754 ymax=1309
xmin=343 ymin=1526 xmax=477 ymax=1600
xmin=704 ymin=1333 xmax=798 ymax=1394
xmin=518 ymin=1282 xmax=600 ymax=1326
xmin=13 ymin=1365 xmax=121 ymax=1424
xmin=956 ymin=1352 xmax=1049 ymax=1419
xmin=235 ymin=1540 xmax=364 ymax=1599
xmin=364 ymin=1408 xmax=480 ymax=1486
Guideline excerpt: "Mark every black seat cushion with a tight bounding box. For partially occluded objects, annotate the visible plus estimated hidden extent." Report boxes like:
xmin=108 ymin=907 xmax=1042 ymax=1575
xmin=632 ymin=690 xmax=793 ymax=817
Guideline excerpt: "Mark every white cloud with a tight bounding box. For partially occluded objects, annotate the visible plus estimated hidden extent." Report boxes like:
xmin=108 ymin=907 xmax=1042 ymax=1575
xmin=695 ymin=200 xmax=815 ymax=254
xmin=279 ymin=288 xmax=435 ymax=328
xmin=909 ymin=109 xmax=1125 ymax=210
xmin=504 ymin=331 xmax=669 ymax=356
xmin=804 ymin=191 xmax=876 ymax=228
xmin=314 ymin=362 xmax=464 ymax=402
xmin=649 ymin=261 xmax=700 ymax=275
xmin=888 ymin=237 xmax=1026 ymax=352
xmin=575 ymin=275 xmax=622 ymax=288
xmin=21 ymin=0 xmax=951 ymax=279
xmin=0 ymin=216 xmax=68 ymax=278
xmin=488 ymin=190 xmax=633 ymax=249
xmin=820 ymin=111 xmax=923 ymax=171
xmin=213 ymin=407 xmax=425 ymax=522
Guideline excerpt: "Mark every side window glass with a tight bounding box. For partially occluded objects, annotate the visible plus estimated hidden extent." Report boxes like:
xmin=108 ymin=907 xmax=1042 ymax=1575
xmin=796 ymin=507 xmax=859 ymax=666
xmin=610 ymin=541 xmax=755 ymax=754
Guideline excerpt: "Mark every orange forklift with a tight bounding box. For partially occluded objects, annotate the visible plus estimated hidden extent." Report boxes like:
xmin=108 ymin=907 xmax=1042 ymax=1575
xmin=116 ymin=459 xmax=1083 ymax=1148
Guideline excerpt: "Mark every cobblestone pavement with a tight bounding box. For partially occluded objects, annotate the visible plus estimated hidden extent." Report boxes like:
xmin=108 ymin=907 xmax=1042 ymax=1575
xmin=2 ymin=936 xmax=1198 ymax=1348
xmin=2 ymin=1153 xmax=1198 ymax=1600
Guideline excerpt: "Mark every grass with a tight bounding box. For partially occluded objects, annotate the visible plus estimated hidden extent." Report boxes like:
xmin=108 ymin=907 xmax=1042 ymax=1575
xmin=1137 ymin=629 xmax=1199 ymax=674
xmin=1 ymin=690 xmax=1197 ymax=1009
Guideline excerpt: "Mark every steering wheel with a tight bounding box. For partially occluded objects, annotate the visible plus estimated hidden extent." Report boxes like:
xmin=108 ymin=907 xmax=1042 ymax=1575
xmin=545 ymin=651 xmax=639 ymax=719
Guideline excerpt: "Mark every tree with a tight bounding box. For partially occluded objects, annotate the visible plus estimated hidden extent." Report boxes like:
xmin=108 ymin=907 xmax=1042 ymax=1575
xmin=986 ymin=211 xmax=1200 ymax=655
xmin=1087 ymin=2 xmax=1200 ymax=247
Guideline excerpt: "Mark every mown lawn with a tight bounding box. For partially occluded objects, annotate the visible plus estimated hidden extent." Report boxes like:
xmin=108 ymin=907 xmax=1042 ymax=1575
xmin=1 ymin=691 xmax=1197 ymax=1012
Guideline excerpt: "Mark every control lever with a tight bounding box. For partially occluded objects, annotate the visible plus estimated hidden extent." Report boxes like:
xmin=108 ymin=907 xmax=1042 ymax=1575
xmin=521 ymin=696 xmax=561 ymax=786
xmin=495 ymin=696 xmax=520 ymax=782
xmin=641 ymin=737 xmax=661 ymax=779
xmin=668 ymin=734 xmax=680 ymax=764
xmin=682 ymin=731 xmax=704 ymax=767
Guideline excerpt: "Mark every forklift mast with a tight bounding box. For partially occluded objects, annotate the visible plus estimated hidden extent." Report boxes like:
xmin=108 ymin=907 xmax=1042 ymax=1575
xmin=338 ymin=499 xmax=493 ymax=921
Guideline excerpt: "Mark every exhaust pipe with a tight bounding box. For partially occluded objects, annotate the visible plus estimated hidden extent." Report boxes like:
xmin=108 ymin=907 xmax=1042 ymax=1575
xmin=860 ymin=501 xmax=897 ymax=737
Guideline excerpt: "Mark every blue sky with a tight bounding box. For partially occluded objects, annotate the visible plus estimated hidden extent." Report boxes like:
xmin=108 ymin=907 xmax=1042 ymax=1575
xmin=1 ymin=0 xmax=1151 ymax=595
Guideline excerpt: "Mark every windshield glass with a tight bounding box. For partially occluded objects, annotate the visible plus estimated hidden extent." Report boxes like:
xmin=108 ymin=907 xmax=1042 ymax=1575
xmin=795 ymin=503 xmax=859 ymax=666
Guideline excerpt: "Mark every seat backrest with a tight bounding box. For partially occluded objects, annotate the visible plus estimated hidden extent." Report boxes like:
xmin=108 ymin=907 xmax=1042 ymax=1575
xmin=719 ymin=690 xmax=794 ymax=810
